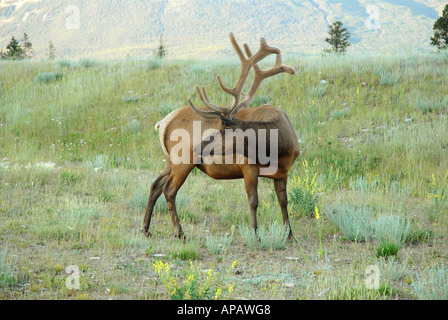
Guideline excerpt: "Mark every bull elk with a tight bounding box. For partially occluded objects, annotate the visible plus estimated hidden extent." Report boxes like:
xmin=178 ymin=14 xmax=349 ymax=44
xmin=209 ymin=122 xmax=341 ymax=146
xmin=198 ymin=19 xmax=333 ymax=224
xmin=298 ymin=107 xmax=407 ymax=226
xmin=141 ymin=32 xmax=300 ymax=241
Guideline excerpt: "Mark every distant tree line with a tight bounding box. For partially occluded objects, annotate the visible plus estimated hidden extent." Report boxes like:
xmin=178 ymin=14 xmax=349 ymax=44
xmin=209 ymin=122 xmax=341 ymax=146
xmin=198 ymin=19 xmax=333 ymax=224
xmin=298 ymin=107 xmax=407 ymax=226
xmin=1 ymin=34 xmax=56 ymax=61
xmin=0 ymin=33 xmax=33 ymax=60
xmin=323 ymin=3 xmax=448 ymax=55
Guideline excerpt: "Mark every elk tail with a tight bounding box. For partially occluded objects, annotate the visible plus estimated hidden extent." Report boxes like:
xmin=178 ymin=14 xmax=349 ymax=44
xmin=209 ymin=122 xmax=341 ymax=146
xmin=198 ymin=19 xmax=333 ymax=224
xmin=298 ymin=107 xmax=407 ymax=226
xmin=155 ymin=108 xmax=183 ymax=158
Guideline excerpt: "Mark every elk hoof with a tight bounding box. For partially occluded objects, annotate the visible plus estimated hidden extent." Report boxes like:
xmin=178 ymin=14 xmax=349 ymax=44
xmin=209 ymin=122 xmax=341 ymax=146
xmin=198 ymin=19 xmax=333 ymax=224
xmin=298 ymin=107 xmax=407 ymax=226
xmin=141 ymin=229 xmax=152 ymax=238
xmin=288 ymin=235 xmax=298 ymax=245
xmin=175 ymin=233 xmax=186 ymax=243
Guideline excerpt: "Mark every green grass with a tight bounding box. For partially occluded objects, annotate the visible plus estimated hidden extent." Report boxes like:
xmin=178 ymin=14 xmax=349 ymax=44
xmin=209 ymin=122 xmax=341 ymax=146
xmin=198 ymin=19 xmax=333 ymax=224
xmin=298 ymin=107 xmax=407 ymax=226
xmin=0 ymin=52 xmax=447 ymax=300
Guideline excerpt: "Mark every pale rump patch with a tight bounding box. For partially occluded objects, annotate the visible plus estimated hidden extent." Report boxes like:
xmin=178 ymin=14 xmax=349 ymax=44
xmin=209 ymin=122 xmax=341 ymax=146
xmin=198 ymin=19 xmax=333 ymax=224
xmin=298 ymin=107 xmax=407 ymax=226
xmin=155 ymin=108 xmax=183 ymax=158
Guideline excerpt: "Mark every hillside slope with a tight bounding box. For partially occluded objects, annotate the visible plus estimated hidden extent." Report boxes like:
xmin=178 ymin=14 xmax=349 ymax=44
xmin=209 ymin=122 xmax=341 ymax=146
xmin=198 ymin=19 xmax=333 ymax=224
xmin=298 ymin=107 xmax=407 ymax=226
xmin=0 ymin=0 xmax=446 ymax=59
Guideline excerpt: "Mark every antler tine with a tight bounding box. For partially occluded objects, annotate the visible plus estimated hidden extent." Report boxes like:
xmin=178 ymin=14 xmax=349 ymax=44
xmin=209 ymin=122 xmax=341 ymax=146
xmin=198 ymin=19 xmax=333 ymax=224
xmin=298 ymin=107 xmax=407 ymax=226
xmin=195 ymin=86 xmax=228 ymax=114
xmin=243 ymin=42 xmax=261 ymax=74
xmin=228 ymin=44 xmax=296 ymax=119
xmin=188 ymin=98 xmax=221 ymax=119
xmin=229 ymin=32 xmax=248 ymax=63
xmin=216 ymin=74 xmax=234 ymax=95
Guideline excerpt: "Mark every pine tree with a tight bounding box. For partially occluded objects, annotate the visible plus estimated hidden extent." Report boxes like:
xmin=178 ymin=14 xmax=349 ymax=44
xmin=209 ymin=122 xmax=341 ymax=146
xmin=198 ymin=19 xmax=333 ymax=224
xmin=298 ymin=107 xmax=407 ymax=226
xmin=2 ymin=36 xmax=25 ymax=60
xmin=47 ymin=41 xmax=56 ymax=61
xmin=22 ymin=33 xmax=33 ymax=59
xmin=3 ymin=36 xmax=25 ymax=60
xmin=430 ymin=4 xmax=448 ymax=51
xmin=154 ymin=34 xmax=168 ymax=59
xmin=324 ymin=21 xmax=351 ymax=54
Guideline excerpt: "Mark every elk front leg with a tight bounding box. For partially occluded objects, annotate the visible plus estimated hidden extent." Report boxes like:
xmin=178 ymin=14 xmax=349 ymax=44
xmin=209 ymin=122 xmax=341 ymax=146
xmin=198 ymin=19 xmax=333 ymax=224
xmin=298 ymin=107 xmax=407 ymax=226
xmin=243 ymin=166 xmax=259 ymax=233
xmin=274 ymin=175 xmax=294 ymax=240
xmin=141 ymin=166 xmax=170 ymax=237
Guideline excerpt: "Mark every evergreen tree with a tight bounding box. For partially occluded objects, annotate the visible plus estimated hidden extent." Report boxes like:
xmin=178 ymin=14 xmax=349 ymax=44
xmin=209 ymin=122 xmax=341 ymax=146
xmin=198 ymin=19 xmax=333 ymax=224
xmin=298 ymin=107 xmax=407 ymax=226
xmin=47 ymin=41 xmax=56 ymax=61
xmin=154 ymin=34 xmax=168 ymax=59
xmin=324 ymin=21 xmax=351 ymax=54
xmin=22 ymin=33 xmax=33 ymax=59
xmin=430 ymin=4 xmax=448 ymax=50
xmin=2 ymin=36 xmax=25 ymax=60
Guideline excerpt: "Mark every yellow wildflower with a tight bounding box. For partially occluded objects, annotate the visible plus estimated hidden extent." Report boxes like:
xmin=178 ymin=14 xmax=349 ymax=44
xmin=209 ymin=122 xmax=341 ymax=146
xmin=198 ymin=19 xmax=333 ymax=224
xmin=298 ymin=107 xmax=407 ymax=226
xmin=215 ymin=288 xmax=222 ymax=300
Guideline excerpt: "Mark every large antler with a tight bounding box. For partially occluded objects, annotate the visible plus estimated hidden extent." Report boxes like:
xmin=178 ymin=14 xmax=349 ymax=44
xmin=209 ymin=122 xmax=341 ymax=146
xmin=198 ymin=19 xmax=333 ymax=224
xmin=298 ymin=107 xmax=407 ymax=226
xmin=188 ymin=32 xmax=296 ymax=119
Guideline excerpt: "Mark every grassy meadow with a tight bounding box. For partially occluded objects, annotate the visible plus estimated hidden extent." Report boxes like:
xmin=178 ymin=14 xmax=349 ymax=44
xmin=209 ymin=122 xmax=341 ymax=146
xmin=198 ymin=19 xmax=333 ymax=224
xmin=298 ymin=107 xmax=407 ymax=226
xmin=1 ymin=52 xmax=448 ymax=300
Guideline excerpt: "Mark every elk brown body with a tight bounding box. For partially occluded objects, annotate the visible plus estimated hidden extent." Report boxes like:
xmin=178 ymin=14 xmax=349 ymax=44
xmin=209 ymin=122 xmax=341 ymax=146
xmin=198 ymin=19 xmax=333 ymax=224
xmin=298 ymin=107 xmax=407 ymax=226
xmin=141 ymin=33 xmax=300 ymax=240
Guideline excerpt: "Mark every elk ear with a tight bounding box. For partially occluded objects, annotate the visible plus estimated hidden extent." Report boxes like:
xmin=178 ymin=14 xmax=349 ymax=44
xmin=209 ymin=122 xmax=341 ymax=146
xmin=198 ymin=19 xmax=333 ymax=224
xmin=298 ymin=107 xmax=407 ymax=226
xmin=220 ymin=116 xmax=239 ymax=129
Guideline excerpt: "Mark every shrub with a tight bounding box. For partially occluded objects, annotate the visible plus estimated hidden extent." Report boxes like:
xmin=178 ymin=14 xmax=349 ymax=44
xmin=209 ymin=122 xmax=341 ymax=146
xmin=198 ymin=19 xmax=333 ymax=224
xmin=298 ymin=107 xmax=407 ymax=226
xmin=123 ymin=119 xmax=140 ymax=132
xmin=206 ymin=231 xmax=233 ymax=254
xmin=308 ymin=83 xmax=328 ymax=98
xmin=377 ymin=256 xmax=408 ymax=281
xmin=257 ymin=222 xmax=290 ymax=250
xmin=411 ymin=264 xmax=448 ymax=300
xmin=349 ymin=175 xmax=382 ymax=194
xmin=35 ymin=72 xmax=63 ymax=83
xmin=374 ymin=215 xmax=410 ymax=257
xmin=415 ymin=97 xmax=448 ymax=114
xmin=349 ymin=175 xmax=412 ymax=198
xmin=122 ymin=91 xmax=141 ymax=103
xmin=0 ymin=245 xmax=16 ymax=288
xmin=147 ymin=59 xmax=161 ymax=71
xmin=238 ymin=225 xmax=260 ymax=249
xmin=79 ymin=59 xmax=97 ymax=69
xmin=58 ymin=60 xmax=76 ymax=68
xmin=331 ymin=107 xmax=350 ymax=120
xmin=327 ymin=204 xmax=375 ymax=241
xmin=238 ymin=221 xmax=289 ymax=250
xmin=85 ymin=154 xmax=109 ymax=172
xmin=379 ymin=70 xmax=400 ymax=86
xmin=373 ymin=215 xmax=411 ymax=245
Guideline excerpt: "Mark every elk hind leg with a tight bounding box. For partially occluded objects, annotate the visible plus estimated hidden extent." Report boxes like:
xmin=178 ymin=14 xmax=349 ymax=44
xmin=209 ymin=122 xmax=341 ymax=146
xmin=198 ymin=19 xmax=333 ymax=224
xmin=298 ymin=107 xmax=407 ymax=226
xmin=141 ymin=163 xmax=171 ymax=236
xmin=163 ymin=164 xmax=194 ymax=241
